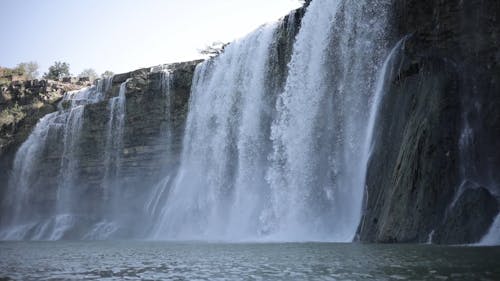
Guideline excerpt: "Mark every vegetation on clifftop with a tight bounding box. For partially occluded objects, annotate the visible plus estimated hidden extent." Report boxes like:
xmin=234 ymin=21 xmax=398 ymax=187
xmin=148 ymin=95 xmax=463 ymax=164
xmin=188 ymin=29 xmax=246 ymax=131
xmin=0 ymin=62 xmax=39 ymax=85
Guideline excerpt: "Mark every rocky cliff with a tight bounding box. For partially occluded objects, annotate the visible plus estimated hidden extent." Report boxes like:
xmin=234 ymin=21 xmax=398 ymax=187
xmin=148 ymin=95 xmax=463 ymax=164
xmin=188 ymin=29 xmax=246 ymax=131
xmin=357 ymin=0 xmax=500 ymax=243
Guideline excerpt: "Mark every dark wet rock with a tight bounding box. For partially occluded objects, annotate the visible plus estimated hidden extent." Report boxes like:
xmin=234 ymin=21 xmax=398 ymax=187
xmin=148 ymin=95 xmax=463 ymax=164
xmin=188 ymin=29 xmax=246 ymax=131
xmin=273 ymin=7 xmax=305 ymax=84
xmin=357 ymin=54 xmax=461 ymax=243
xmin=357 ymin=0 xmax=500 ymax=243
xmin=434 ymin=186 xmax=498 ymax=244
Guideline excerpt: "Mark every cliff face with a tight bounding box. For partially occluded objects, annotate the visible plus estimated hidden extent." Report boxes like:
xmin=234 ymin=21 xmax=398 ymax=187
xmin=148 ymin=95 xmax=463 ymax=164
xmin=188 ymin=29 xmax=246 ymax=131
xmin=357 ymin=0 xmax=500 ymax=243
xmin=80 ymin=62 xmax=198 ymax=196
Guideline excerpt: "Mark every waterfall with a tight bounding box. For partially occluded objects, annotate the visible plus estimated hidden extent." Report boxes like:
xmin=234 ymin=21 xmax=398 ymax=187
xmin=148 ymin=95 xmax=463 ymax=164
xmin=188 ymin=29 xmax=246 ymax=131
xmin=3 ymin=113 xmax=59 ymax=227
xmin=266 ymin=0 xmax=389 ymax=241
xmin=158 ymin=69 xmax=175 ymax=169
xmin=103 ymin=79 xmax=129 ymax=200
xmin=56 ymin=88 xmax=99 ymax=215
xmin=145 ymin=70 xmax=175 ymax=218
xmin=267 ymin=0 xmax=344 ymax=240
xmin=153 ymin=22 xmax=279 ymax=239
xmin=362 ymin=37 xmax=407 ymax=161
xmin=0 ymin=84 xmax=107 ymax=240
xmin=356 ymin=37 xmax=409 ymax=240
xmin=479 ymin=214 xmax=500 ymax=245
xmin=153 ymin=0 xmax=389 ymax=241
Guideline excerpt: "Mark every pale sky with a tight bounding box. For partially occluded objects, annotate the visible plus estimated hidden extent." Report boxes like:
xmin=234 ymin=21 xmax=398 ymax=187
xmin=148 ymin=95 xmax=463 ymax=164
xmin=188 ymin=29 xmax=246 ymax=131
xmin=0 ymin=0 xmax=301 ymax=76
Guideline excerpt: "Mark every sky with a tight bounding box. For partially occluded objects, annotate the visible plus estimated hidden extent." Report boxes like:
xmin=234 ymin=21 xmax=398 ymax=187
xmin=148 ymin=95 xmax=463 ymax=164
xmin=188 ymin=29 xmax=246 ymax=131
xmin=0 ymin=0 xmax=301 ymax=77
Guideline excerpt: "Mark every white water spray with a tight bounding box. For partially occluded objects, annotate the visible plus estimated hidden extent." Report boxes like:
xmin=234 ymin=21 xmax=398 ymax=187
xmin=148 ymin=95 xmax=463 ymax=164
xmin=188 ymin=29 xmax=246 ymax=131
xmin=153 ymin=0 xmax=389 ymax=241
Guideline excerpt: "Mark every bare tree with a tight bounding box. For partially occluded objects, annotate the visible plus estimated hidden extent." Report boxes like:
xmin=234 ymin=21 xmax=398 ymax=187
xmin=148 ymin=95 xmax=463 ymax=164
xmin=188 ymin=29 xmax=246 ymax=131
xmin=16 ymin=61 xmax=39 ymax=79
xmin=79 ymin=68 xmax=98 ymax=81
xmin=299 ymin=0 xmax=312 ymax=7
xmin=101 ymin=70 xmax=114 ymax=78
xmin=198 ymin=41 xmax=229 ymax=57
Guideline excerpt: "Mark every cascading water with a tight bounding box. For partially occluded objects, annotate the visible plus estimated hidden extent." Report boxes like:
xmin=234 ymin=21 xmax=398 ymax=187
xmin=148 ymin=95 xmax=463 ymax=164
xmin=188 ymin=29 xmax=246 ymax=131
xmin=0 ymin=82 xmax=109 ymax=240
xmin=153 ymin=22 xmax=280 ymax=239
xmin=152 ymin=0 xmax=390 ymax=241
xmin=356 ymin=36 xmax=409 ymax=240
xmin=145 ymin=69 xmax=175 ymax=218
xmin=78 ymin=79 xmax=131 ymax=240
xmin=479 ymin=214 xmax=500 ymax=245
xmin=103 ymin=79 xmax=129 ymax=200
xmin=266 ymin=0 xmax=389 ymax=241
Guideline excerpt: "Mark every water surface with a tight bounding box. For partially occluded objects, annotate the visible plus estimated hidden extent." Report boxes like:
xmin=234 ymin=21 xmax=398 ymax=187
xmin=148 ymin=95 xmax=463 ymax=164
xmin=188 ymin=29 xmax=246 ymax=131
xmin=1 ymin=242 xmax=499 ymax=280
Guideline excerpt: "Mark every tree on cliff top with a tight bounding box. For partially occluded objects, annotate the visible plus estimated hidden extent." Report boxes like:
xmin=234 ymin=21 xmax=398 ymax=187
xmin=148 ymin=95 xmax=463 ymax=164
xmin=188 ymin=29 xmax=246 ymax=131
xmin=44 ymin=61 xmax=70 ymax=80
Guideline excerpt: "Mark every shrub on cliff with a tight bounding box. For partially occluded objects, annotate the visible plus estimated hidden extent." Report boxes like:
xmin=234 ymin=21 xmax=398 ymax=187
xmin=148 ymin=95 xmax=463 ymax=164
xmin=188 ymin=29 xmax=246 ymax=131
xmin=0 ymin=103 xmax=25 ymax=128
